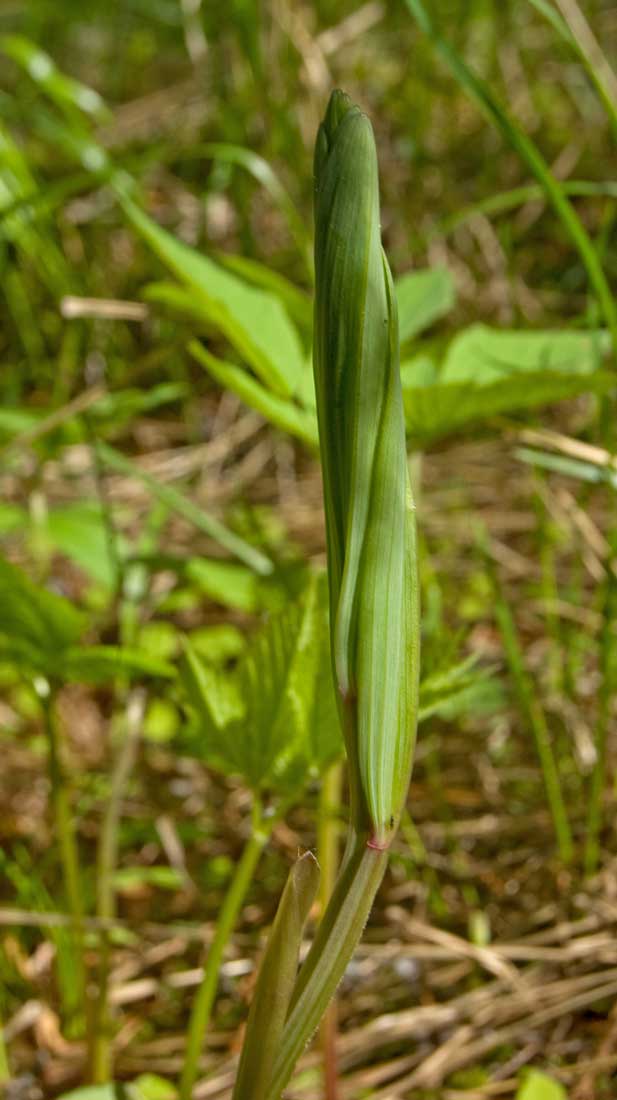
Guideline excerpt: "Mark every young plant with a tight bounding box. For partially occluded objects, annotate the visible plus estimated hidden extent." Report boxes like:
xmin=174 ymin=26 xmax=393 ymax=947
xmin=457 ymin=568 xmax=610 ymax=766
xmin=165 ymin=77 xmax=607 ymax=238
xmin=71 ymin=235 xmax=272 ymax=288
xmin=233 ymin=90 xmax=421 ymax=1099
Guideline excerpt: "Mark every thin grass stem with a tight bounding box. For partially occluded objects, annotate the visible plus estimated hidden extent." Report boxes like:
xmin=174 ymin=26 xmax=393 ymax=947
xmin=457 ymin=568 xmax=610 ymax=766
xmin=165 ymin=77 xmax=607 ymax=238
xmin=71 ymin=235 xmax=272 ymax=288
xmin=179 ymin=798 xmax=271 ymax=1100
xmin=40 ymin=684 xmax=87 ymax=1026
xmin=92 ymin=689 xmax=146 ymax=1083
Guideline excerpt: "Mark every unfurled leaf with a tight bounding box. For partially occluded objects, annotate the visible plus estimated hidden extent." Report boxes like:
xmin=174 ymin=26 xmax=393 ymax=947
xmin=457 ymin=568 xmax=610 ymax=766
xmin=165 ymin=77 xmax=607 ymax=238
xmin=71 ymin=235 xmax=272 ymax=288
xmin=189 ymin=342 xmax=318 ymax=448
xmin=403 ymin=325 xmax=612 ymax=443
xmin=395 ymin=267 xmax=454 ymax=343
xmin=45 ymin=503 xmax=119 ymax=588
xmin=442 ymin=324 xmax=608 ymax=383
xmin=119 ymin=195 xmax=304 ymax=397
xmin=185 ymin=556 xmax=260 ymax=613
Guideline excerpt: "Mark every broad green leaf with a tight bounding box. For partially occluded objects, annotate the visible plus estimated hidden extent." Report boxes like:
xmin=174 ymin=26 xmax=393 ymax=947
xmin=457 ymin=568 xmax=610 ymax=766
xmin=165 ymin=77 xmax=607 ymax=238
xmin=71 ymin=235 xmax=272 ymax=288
xmin=45 ymin=503 xmax=119 ymax=588
xmin=442 ymin=324 xmax=608 ymax=383
xmin=0 ymin=556 xmax=84 ymax=663
xmin=407 ymin=318 xmax=613 ymax=443
xmin=219 ymin=254 xmax=312 ymax=332
xmin=119 ymin=194 xmax=304 ymax=397
xmin=395 ymin=267 xmax=455 ymax=343
xmin=185 ymin=557 xmax=259 ymax=613
xmin=189 ymin=341 xmax=318 ymax=448
xmin=516 ymin=1070 xmax=567 ymax=1100
xmin=187 ymin=623 xmax=245 ymax=665
xmin=403 ymin=367 xmax=614 ymax=444
xmin=62 ymin=645 xmax=176 ymax=683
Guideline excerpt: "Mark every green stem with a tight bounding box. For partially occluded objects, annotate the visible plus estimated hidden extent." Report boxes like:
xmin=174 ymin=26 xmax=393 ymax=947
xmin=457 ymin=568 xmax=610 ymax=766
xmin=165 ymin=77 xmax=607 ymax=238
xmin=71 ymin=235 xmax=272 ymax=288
xmin=317 ymin=762 xmax=343 ymax=1100
xmin=264 ymin=831 xmax=387 ymax=1100
xmin=405 ymin=0 xmax=617 ymax=367
xmin=41 ymin=685 xmax=87 ymax=1025
xmin=179 ymin=800 xmax=270 ymax=1100
xmin=0 ymin=1009 xmax=9 ymax=1084
xmin=489 ymin=570 xmax=574 ymax=864
xmin=584 ymin=556 xmax=617 ymax=875
xmin=92 ymin=689 xmax=145 ymax=1083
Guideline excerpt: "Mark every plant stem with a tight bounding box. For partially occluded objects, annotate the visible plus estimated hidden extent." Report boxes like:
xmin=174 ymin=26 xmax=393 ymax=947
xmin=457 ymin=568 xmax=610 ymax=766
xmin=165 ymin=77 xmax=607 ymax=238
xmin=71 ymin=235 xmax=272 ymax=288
xmin=488 ymin=567 xmax=574 ymax=864
xmin=92 ymin=689 xmax=146 ymax=1084
xmin=317 ymin=762 xmax=342 ymax=1100
xmin=179 ymin=799 xmax=270 ymax=1100
xmin=0 ymin=1009 xmax=9 ymax=1083
xmin=41 ymin=684 xmax=87 ymax=1025
xmin=584 ymin=556 xmax=617 ymax=875
xmin=264 ymin=831 xmax=387 ymax=1100
xmin=405 ymin=0 xmax=617 ymax=367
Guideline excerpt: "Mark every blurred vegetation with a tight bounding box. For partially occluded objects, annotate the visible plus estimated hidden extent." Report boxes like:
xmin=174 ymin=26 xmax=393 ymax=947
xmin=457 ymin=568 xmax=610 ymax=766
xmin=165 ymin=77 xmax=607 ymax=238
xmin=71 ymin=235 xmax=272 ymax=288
xmin=1 ymin=1 xmax=617 ymax=1098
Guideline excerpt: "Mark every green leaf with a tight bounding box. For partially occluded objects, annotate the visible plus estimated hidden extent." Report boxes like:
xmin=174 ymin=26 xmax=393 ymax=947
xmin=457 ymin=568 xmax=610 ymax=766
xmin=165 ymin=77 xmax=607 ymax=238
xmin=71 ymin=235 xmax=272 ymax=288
xmin=403 ymin=0 xmax=617 ymax=358
xmin=113 ymin=866 xmax=185 ymax=892
xmin=395 ymin=267 xmax=455 ymax=343
xmin=233 ymin=852 xmax=320 ymax=1100
xmin=185 ymin=557 xmax=260 ymax=612
xmin=1 ymin=35 xmax=108 ymax=120
xmin=516 ymin=1070 xmax=567 ymax=1100
xmin=0 ymin=502 xmax=27 ymax=534
xmin=189 ymin=341 xmax=318 ymax=448
xmin=62 ymin=645 xmax=176 ymax=684
xmin=45 ymin=503 xmax=119 ymax=588
xmin=0 ymin=556 xmax=84 ymax=667
xmin=180 ymin=637 xmax=246 ymax=774
xmin=418 ymin=656 xmax=502 ymax=722
xmin=118 ymin=194 xmax=304 ymax=397
xmin=97 ymin=441 xmax=273 ymax=576
xmin=187 ymin=623 xmax=245 ymax=665
xmin=403 ymin=326 xmax=614 ymax=443
xmin=219 ymin=254 xmax=312 ymax=332
xmin=180 ymin=576 xmax=341 ymax=792
xmin=442 ymin=324 xmax=608 ymax=383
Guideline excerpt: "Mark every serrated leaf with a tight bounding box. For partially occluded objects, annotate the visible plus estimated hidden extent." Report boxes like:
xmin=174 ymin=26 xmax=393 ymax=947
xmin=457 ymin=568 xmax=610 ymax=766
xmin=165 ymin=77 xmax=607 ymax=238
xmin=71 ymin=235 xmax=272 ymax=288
xmin=395 ymin=267 xmax=455 ymax=343
xmin=62 ymin=645 xmax=176 ymax=684
xmin=180 ymin=577 xmax=341 ymax=792
xmin=418 ymin=655 xmax=502 ymax=722
xmin=0 ymin=556 xmax=84 ymax=665
xmin=119 ymin=196 xmax=304 ymax=397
